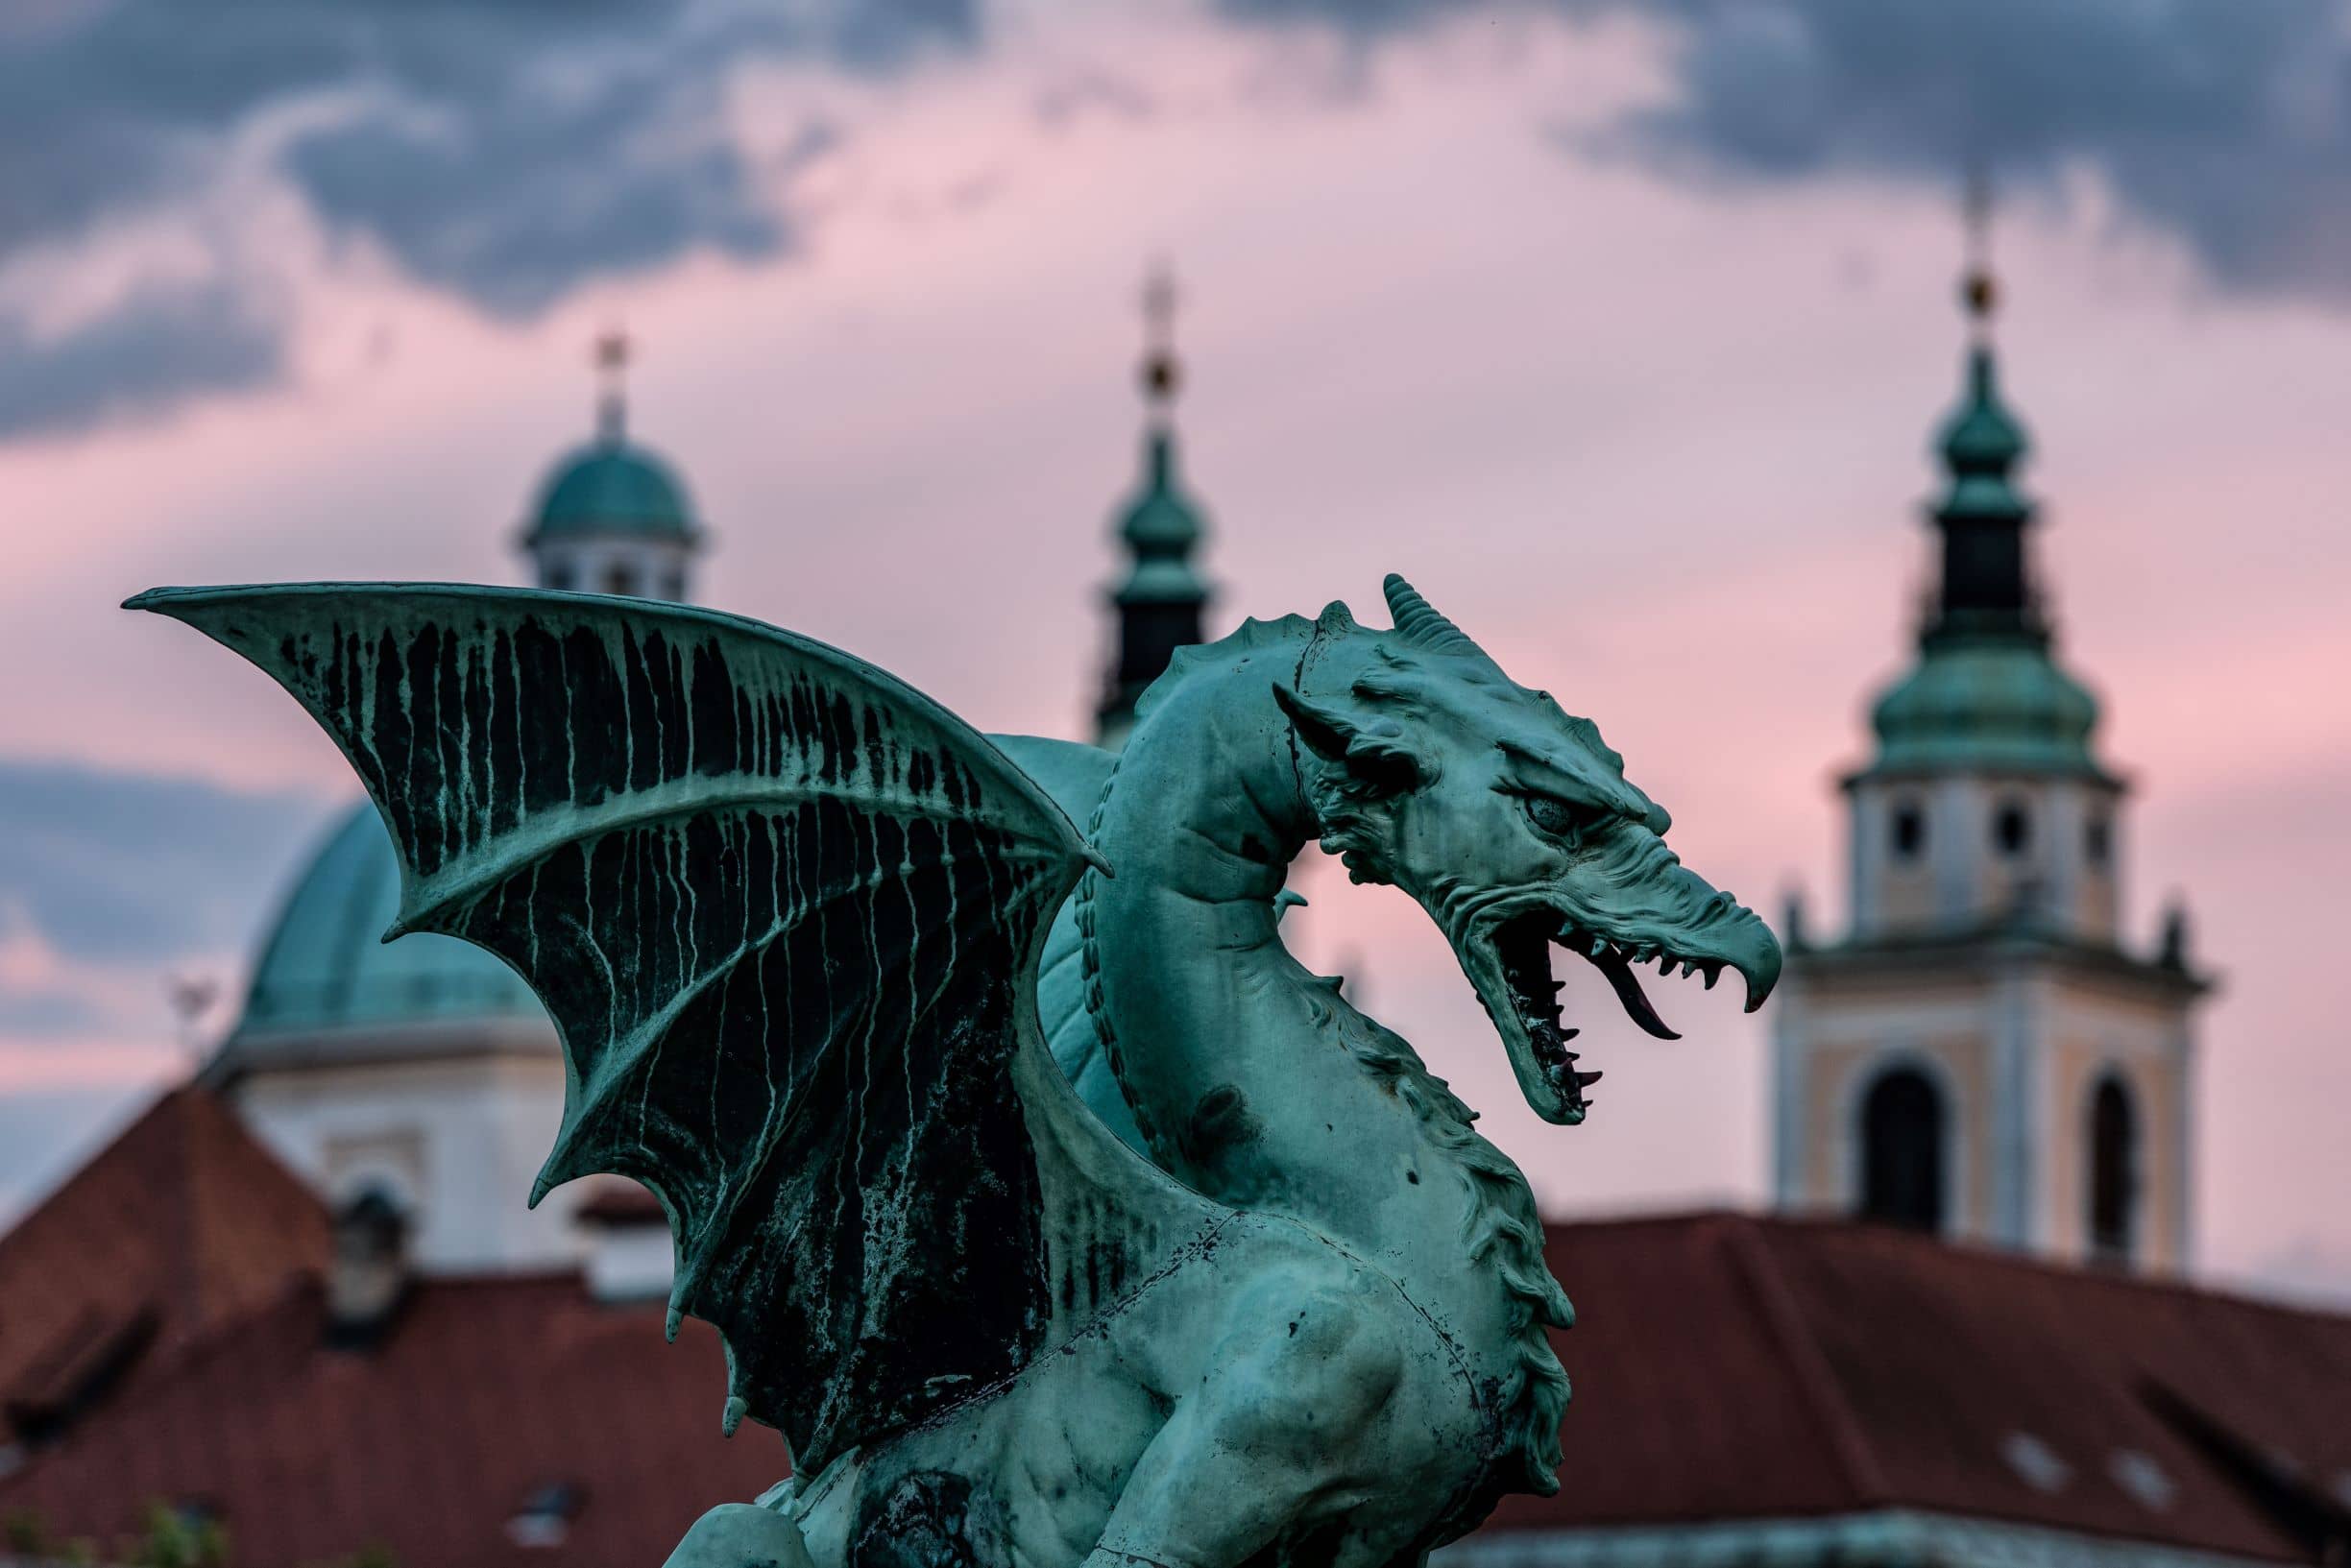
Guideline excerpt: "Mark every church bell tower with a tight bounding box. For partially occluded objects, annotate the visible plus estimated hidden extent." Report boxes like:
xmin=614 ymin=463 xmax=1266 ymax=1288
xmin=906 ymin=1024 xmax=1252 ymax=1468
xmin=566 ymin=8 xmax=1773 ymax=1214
xmin=1772 ymin=199 xmax=2210 ymax=1271
xmin=1095 ymin=268 xmax=1213 ymax=747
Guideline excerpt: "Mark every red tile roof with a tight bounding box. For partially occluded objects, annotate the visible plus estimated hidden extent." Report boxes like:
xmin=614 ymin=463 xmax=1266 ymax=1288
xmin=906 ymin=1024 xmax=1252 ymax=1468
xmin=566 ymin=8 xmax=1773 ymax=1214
xmin=0 ymin=1272 xmax=788 ymax=1568
xmin=1500 ymin=1212 xmax=2351 ymax=1562
xmin=570 ymin=1181 xmax=666 ymax=1229
xmin=0 ymin=1087 xmax=327 ymax=1441
xmin=8 ymin=1144 xmax=2351 ymax=1568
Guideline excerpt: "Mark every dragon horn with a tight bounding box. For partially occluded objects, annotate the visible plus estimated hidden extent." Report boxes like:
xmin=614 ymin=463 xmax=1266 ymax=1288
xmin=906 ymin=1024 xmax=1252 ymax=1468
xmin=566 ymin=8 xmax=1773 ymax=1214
xmin=1383 ymin=573 xmax=1481 ymax=657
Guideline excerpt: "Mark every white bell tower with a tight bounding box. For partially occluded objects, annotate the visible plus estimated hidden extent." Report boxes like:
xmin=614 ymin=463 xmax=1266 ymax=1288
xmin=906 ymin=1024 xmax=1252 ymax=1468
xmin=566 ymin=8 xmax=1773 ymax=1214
xmin=1773 ymin=208 xmax=2209 ymax=1272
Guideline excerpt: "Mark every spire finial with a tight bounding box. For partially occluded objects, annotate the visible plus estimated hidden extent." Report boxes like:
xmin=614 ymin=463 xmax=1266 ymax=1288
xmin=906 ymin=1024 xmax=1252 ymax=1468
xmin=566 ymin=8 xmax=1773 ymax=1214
xmin=594 ymin=326 xmax=630 ymax=443
xmin=1960 ymin=161 xmax=1998 ymax=341
xmin=1139 ymin=263 xmax=1180 ymax=412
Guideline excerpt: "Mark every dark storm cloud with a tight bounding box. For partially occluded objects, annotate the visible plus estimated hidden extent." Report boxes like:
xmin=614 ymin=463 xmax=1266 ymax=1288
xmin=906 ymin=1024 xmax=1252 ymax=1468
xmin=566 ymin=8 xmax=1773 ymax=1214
xmin=0 ymin=0 xmax=975 ymax=436
xmin=0 ymin=282 xmax=282 ymax=440
xmin=1221 ymin=0 xmax=2351 ymax=302
xmin=0 ymin=758 xmax=335 ymax=966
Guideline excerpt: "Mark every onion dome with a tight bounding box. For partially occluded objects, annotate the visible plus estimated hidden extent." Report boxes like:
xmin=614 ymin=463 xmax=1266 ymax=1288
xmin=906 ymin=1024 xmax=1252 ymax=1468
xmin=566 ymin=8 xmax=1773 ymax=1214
xmin=526 ymin=444 xmax=697 ymax=542
xmin=522 ymin=397 xmax=698 ymax=544
xmin=1112 ymin=430 xmax=1209 ymax=607
xmin=1935 ymin=347 xmax=2029 ymax=523
xmin=1870 ymin=640 xmax=2106 ymax=779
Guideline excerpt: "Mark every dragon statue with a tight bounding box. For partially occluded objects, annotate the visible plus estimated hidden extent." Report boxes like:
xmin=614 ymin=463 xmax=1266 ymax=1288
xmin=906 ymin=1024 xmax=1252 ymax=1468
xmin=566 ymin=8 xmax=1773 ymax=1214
xmin=133 ymin=574 xmax=1778 ymax=1568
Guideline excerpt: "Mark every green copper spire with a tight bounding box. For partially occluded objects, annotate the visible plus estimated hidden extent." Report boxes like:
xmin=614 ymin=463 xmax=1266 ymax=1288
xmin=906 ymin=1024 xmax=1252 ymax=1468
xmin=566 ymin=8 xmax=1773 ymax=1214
xmin=1937 ymin=347 xmax=2029 ymax=519
xmin=1924 ymin=193 xmax=2041 ymax=646
xmin=1096 ymin=268 xmax=1212 ymax=746
xmin=1860 ymin=194 xmax=2109 ymax=783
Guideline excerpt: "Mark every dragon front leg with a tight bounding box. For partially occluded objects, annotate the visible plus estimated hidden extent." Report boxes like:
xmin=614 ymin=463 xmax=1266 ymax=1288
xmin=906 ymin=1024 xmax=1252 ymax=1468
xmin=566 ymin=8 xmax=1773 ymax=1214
xmin=1081 ymin=1265 xmax=1440 ymax=1568
xmin=663 ymin=1502 xmax=816 ymax=1568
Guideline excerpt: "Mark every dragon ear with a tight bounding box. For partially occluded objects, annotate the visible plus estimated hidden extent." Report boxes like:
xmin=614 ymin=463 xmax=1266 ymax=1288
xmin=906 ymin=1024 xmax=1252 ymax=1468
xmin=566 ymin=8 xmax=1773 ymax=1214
xmin=1272 ymin=681 xmax=1430 ymax=795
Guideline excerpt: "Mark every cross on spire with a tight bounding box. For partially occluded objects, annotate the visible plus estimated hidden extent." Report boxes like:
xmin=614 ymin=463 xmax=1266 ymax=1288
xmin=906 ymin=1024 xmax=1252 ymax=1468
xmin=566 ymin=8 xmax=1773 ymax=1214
xmin=594 ymin=326 xmax=631 ymax=442
xmin=1139 ymin=264 xmax=1181 ymax=410
xmin=1960 ymin=162 xmax=1998 ymax=338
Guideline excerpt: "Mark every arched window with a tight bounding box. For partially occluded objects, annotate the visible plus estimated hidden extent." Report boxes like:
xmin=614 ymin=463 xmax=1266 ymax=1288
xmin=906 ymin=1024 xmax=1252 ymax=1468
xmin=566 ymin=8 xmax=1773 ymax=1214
xmin=1994 ymin=799 xmax=2032 ymax=857
xmin=2088 ymin=1073 xmax=2139 ymax=1264
xmin=1891 ymin=801 xmax=1926 ymax=861
xmin=604 ymin=563 xmax=638 ymax=597
xmin=1860 ymin=1067 xmax=1946 ymax=1233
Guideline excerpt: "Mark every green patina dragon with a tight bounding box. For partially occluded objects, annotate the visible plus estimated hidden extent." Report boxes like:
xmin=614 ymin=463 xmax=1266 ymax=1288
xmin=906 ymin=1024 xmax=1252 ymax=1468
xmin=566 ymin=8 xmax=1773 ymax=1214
xmin=135 ymin=574 xmax=1778 ymax=1568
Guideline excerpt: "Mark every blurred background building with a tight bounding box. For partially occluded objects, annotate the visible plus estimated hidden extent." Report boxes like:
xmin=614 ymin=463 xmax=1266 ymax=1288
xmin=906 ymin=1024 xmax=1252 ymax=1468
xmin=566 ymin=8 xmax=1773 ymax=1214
xmin=1771 ymin=236 xmax=2209 ymax=1274
xmin=2 ymin=254 xmax=2344 ymax=1568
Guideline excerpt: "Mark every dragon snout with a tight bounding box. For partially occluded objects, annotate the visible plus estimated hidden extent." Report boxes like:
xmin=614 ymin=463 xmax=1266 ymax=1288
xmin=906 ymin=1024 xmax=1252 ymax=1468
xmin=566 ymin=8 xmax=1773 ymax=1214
xmin=1461 ymin=859 xmax=1781 ymax=1128
xmin=1624 ymin=864 xmax=1782 ymax=1015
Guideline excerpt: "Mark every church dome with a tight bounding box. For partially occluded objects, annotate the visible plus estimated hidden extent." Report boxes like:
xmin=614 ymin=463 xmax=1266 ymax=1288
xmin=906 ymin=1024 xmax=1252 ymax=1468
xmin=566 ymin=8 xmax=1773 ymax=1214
xmin=525 ymin=438 xmax=697 ymax=543
xmin=1868 ymin=639 xmax=2107 ymax=781
xmin=225 ymin=803 xmax=543 ymax=1056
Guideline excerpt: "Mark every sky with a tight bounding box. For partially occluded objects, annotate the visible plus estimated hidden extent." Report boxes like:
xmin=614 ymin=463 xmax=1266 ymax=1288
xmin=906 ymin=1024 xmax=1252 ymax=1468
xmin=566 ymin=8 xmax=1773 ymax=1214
xmin=1 ymin=0 xmax=2347 ymax=1302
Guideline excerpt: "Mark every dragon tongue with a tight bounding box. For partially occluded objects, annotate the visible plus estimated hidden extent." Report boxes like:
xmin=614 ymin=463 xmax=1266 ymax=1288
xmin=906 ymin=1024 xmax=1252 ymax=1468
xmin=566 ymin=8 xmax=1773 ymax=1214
xmin=1592 ymin=944 xmax=1680 ymax=1040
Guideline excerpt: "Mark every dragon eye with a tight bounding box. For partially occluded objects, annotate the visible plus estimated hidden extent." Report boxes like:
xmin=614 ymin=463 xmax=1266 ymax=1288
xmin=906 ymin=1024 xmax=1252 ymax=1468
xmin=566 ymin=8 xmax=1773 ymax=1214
xmin=1522 ymin=794 xmax=1585 ymax=840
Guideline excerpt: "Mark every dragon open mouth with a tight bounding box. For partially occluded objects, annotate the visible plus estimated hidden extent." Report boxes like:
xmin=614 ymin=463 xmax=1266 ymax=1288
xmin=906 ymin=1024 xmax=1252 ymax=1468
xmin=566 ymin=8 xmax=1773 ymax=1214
xmin=1466 ymin=902 xmax=1779 ymax=1127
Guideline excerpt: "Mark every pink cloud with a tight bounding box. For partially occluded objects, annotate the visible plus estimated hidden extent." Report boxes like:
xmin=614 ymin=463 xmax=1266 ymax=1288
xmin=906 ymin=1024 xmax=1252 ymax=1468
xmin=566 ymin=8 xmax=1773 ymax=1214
xmin=0 ymin=9 xmax=2344 ymax=1295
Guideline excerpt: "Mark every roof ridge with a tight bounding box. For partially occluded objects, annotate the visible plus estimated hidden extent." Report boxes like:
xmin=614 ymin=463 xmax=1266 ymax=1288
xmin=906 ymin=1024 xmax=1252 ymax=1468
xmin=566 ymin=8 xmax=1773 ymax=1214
xmin=1553 ymin=1209 xmax=2351 ymax=1329
xmin=0 ymin=1086 xmax=182 ymax=1260
xmin=1798 ymin=1212 xmax=2351 ymax=1327
xmin=1717 ymin=1213 xmax=1893 ymax=1508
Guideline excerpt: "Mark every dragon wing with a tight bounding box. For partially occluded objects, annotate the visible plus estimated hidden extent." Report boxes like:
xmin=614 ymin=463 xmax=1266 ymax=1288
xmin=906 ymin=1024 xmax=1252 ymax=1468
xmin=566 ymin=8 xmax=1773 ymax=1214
xmin=132 ymin=583 xmax=1213 ymax=1475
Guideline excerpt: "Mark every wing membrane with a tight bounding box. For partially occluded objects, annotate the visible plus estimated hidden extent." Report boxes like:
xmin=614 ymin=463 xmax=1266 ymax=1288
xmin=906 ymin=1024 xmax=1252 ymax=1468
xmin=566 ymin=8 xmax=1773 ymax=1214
xmin=133 ymin=583 xmax=1108 ymax=1471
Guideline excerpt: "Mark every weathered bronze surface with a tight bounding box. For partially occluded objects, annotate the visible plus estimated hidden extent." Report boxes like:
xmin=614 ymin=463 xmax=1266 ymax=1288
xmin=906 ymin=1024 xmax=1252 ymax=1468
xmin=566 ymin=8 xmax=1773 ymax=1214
xmin=133 ymin=575 xmax=1778 ymax=1568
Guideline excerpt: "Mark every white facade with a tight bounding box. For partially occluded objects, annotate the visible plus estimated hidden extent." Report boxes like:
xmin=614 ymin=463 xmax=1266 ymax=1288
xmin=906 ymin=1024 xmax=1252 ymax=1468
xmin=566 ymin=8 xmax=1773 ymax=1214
xmin=1779 ymin=719 xmax=2202 ymax=1272
xmin=1771 ymin=939 xmax=2198 ymax=1267
xmin=1847 ymin=771 xmax=2124 ymax=944
xmin=530 ymin=530 xmax=694 ymax=603
xmin=228 ymin=1027 xmax=583 ymax=1273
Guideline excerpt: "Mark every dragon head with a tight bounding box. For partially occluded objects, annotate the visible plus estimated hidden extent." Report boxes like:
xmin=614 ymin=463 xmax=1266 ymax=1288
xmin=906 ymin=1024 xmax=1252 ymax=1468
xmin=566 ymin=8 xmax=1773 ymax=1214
xmin=1273 ymin=575 xmax=1781 ymax=1126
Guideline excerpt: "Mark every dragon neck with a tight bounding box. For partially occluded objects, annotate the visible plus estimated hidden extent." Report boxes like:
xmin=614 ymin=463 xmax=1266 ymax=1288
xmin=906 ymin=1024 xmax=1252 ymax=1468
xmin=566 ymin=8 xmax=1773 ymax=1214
xmin=1078 ymin=614 xmax=1573 ymax=1507
xmin=1079 ymin=618 xmax=1364 ymax=1177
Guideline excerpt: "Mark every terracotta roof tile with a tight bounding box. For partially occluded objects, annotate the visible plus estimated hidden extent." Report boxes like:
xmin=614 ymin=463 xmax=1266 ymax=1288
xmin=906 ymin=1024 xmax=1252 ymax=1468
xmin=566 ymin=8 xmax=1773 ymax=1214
xmin=0 ymin=1273 xmax=787 ymax=1568
xmin=1495 ymin=1213 xmax=2351 ymax=1561
xmin=10 ymin=1170 xmax=2351 ymax=1567
xmin=0 ymin=1087 xmax=327 ymax=1440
